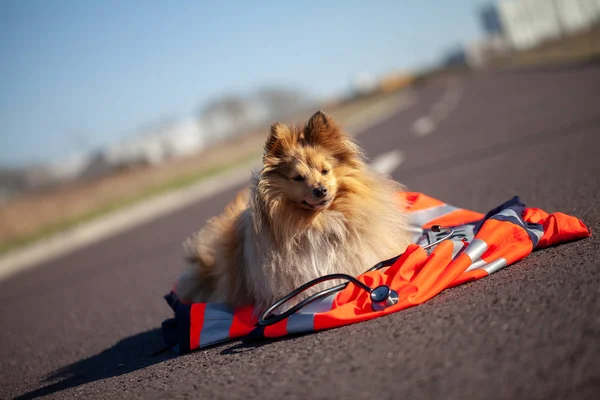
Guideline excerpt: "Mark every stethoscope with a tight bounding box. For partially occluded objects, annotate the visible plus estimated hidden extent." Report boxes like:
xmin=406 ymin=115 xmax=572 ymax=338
xmin=257 ymin=225 xmax=455 ymax=327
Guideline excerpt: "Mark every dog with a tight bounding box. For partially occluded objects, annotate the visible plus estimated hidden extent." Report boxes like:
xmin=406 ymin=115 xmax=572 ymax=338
xmin=174 ymin=110 xmax=412 ymax=312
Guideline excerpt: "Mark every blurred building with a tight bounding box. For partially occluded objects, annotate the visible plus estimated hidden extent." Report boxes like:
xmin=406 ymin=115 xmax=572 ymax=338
xmin=101 ymin=117 xmax=205 ymax=168
xmin=163 ymin=117 xmax=206 ymax=159
xmin=497 ymin=0 xmax=600 ymax=50
xmin=444 ymin=0 xmax=600 ymax=69
xmin=352 ymin=73 xmax=378 ymax=96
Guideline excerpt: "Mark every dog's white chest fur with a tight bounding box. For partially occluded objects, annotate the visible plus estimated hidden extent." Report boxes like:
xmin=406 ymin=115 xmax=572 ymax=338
xmin=242 ymin=210 xmax=382 ymax=310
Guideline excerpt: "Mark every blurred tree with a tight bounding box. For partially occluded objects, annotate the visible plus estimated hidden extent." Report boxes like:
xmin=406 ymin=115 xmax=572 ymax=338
xmin=254 ymin=86 xmax=311 ymax=120
xmin=198 ymin=86 xmax=312 ymax=143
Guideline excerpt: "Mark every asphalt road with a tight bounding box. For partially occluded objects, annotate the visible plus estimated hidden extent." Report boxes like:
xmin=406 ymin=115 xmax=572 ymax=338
xmin=1 ymin=63 xmax=600 ymax=400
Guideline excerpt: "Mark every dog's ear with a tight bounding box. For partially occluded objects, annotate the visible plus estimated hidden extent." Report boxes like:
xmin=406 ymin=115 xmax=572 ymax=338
xmin=304 ymin=110 xmax=342 ymax=146
xmin=264 ymin=122 xmax=292 ymax=158
xmin=304 ymin=110 xmax=363 ymax=166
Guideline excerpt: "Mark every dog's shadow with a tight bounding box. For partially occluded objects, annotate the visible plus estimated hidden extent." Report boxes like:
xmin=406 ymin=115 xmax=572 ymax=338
xmin=14 ymin=328 xmax=175 ymax=400
xmin=219 ymin=331 xmax=312 ymax=356
xmin=15 ymin=327 xmax=305 ymax=399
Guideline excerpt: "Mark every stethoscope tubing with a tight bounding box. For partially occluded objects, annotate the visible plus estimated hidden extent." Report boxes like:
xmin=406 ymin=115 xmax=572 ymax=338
xmin=257 ymin=225 xmax=455 ymax=327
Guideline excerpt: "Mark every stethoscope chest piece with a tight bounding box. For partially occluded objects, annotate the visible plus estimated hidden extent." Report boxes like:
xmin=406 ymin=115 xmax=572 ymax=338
xmin=370 ymin=285 xmax=399 ymax=311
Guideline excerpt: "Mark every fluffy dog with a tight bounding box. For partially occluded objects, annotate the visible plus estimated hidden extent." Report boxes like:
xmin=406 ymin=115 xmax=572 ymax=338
xmin=175 ymin=110 xmax=412 ymax=312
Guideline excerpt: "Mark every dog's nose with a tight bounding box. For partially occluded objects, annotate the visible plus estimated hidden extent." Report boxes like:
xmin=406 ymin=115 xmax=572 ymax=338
xmin=313 ymin=186 xmax=328 ymax=199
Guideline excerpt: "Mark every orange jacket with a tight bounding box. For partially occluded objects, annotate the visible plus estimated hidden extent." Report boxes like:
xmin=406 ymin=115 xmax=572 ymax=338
xmin=161 ymin=192 xmax=591 ymax=353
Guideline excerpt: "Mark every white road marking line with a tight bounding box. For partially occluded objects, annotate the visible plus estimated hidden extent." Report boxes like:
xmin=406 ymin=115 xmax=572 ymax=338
xmin=370 ymin=150 xmax=404 ymax=175
xmin=410 ymin=78 xmax=464 ymax=137
xmin=411 ymin=116 xmax=436 ymax=137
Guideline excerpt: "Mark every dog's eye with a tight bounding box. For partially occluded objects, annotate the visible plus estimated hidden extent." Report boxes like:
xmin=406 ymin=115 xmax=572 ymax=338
xmin=321 ymin=169 xmax=329 ymax=175
xmin=292 ymin=175 xmax=305 ymax=182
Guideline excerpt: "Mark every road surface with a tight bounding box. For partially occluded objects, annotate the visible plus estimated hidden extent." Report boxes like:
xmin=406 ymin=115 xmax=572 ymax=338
xmin=1 ymin=63 xmax=599 ymax=400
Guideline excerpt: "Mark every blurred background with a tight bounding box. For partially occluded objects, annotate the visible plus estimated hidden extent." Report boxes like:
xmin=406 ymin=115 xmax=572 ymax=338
xmin=1 ymin=0 xmax=599 ymax=255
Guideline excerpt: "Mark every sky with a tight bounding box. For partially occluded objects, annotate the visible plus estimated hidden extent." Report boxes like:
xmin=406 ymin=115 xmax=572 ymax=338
xmin=0 ymin=0 xmax=487 ymax=167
